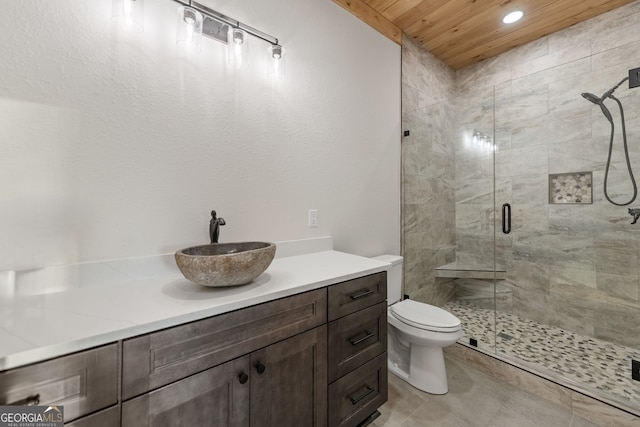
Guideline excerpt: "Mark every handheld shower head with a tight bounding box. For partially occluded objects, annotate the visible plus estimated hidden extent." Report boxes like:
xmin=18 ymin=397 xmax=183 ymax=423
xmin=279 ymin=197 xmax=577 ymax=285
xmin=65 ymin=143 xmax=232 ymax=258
xmin=581 ymin=92 xmax=601 ymax=104
xmin=581 ymin=92 xmax=613 ymax=122
xmin=582 ymin=76 xmax=637 ymax=206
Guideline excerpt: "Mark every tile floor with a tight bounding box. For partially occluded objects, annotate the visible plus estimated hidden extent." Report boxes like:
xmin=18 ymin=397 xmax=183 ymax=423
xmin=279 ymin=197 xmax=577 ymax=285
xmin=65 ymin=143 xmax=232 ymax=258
xmin=371 ymin=357 xmax=601 ymax=427
xmin=443 ymin=300 xmax=640 ymax=409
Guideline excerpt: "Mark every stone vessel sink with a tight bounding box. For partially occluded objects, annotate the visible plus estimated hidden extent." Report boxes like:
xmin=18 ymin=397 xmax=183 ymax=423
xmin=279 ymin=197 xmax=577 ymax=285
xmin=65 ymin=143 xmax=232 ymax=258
xmin=175 ymin=242 xmax=276 ymax=287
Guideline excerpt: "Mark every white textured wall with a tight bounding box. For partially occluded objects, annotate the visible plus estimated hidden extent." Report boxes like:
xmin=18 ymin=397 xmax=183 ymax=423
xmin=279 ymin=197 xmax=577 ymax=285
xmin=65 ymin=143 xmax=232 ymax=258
xmin=0 ymin=0 xmax=401 ymax=269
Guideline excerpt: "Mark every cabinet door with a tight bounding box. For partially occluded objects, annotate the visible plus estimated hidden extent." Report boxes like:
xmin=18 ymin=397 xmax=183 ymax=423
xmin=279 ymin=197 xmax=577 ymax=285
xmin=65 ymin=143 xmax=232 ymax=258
xmin=250 ymin=326 xmax=327 ymax=427
xmin=122 ymin=355 xmax=250 ymax=427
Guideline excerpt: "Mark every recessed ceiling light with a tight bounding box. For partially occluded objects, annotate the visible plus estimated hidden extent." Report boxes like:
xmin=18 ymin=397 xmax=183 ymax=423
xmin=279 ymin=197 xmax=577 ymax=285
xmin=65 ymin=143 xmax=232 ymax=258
xmin=502 ymin=10 xmax=524 ymax=24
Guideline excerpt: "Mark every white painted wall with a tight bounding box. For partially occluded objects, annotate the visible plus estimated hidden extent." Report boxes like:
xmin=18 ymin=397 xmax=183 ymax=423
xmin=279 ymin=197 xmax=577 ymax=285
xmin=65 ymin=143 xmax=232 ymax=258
xmin=0 ymin=0 xmax=401 ymax=270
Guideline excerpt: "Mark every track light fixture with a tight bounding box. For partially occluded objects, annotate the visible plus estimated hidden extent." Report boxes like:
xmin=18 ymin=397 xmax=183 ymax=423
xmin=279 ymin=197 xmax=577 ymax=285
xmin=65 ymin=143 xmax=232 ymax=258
xmin=174 ymin=0 xmax=283 ymax=66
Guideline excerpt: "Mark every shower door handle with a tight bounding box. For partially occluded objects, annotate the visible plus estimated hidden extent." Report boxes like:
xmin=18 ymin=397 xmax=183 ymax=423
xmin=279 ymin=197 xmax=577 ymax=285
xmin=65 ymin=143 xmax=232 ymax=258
xmin=502 ymin=203 xmax=511 ymax=234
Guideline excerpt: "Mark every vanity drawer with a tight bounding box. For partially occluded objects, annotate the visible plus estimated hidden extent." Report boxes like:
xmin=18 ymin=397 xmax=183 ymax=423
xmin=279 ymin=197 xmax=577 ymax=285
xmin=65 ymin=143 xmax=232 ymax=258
xmin=328 ymin=352 xmax=388 ymax=427
xmin=122 ymin=288 xmax=327 ymax=399
xmin=328 ymin=302 xmax=387 ymax=382
xmin=328 ymin=272 xmax=386 ymax=321
xmin=0 ymin=344 xmax=118 ymax=423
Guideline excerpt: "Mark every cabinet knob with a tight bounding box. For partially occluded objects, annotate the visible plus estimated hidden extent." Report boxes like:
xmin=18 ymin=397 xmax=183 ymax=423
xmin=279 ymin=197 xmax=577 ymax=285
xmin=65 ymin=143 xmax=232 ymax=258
xmin=255 ymin=362 xmax=266 ymax=375
xmin=238 ymin=373 xmax=249 ymax=384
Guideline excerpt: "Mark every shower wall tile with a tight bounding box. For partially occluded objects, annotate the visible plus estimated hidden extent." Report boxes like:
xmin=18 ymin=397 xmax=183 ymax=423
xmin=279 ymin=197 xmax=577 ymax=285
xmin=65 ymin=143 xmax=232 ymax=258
xmin=498 ymin=87 xmax=550 ymax=126
xmin=594 ymin=242 xmax=638 ymax=276
xmin=591 ymin=40 xmax=640 ymax=72
xmin=455 ymin=151 xmax=494 ymax=180
xmin=511 ymin=41 xmax=591 ymax=81
xmin=510 ymin=145 xmax=548 ymax=177
xmin=546 ymin=233 xmax=596 ymax=270
xmin=592 ymin=168 xmax=640 ymax=206
xmin=511 ymin=203 xmax=549 ymax=234
xmin=423 ymin=204 xmax=456 ymax=246
xmin=512 ymin=174 xmax=549 ymax=206
xmin=512 ymin=232 xmax=551 ymax=264
xmin=403 ymin=231 xmax=429 ymax=265
xmin=402 ymin=37 xmax=456 ymax=114
xmin=596 ymin=272 xmax=639 ymax=302
xmin=404 ymin=176 xmax=454 ymax=204
xmin=593 ymin=308 xmax=640 ymax=348
xmin=508 ymin=259 xmax=551 ymax=293
xmin=549 ymin=107 xmax=593 ymax=143
xmin=404 ymin=260 xmax=426 ymax=296
xmin=457 ymin=38 xmax=549 ymax=93
xmin=456 ymin=232 xmax=495 ymax=267
xmin=455 ymin=179 xmax=494 ymax=204
xmin=505 ymin=114 xmax=552 ymax=149
xmin=511 ymin=232 xmax=596 ymax=270
xmin=402 ymin=82 xmax=430 ymax=117
xmin=549 ymin=266 xmax=597 ymax=290
xmin=412 ymin=279 xmax=456 ymax=307
xmin=548 ymin=137 xmax=608 ymax=174
xmin=547 ymin=63 xmax=594 ymax=112
xmin=455 ymin=204 xmax=493 ymax=232
xmin=495 ymin=177 xmax=512 ymax=203
xmin=591 ymin=13 xmax=640 ymax=55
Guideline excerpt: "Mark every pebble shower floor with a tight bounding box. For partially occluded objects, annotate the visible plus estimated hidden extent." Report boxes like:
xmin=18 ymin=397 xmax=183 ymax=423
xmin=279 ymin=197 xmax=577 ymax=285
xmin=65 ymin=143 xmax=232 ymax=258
xmin=443 ymin=300 xmax=640 ymax=409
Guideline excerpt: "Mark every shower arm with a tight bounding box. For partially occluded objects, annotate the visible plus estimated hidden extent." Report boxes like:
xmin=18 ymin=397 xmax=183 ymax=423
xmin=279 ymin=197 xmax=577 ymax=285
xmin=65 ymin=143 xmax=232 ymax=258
xmin=603 ymin=77 xmax=629 ymax=99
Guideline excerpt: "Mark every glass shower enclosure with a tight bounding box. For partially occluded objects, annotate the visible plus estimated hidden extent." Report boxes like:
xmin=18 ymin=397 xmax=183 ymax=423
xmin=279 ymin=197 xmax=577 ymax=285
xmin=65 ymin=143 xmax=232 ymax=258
xmin=402 ymin=52 xmax=640 ymax=414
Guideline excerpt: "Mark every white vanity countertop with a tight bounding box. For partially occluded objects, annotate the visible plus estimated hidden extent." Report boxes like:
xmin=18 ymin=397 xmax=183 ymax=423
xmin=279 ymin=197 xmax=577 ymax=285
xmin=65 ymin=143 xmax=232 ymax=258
xmin=0 ymin=245 xmax=391 ymax=371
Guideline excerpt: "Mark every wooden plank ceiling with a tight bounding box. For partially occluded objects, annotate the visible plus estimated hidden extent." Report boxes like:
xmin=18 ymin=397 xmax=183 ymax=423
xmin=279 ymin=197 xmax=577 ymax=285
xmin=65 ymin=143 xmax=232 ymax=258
xmin=332 ymin=0 xmax=636 ymax=70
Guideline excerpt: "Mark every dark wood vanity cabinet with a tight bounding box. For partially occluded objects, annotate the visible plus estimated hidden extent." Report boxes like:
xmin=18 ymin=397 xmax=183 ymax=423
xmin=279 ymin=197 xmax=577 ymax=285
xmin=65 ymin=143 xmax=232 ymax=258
xmin=122 ymin=326 xmax=327 ymax=427
xmin=1 ymin=270 xmax=387 ymax=427
xmin=327 ymin=272 xmax=388 ymax=427
xmin=122 ymin=288 xmax=327 ymax=427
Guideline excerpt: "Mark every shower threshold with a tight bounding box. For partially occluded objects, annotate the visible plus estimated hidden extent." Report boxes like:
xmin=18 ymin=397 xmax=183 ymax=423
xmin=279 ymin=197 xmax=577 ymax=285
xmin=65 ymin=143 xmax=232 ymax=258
xmin=444 ymin=299 xmax=640 ymax=416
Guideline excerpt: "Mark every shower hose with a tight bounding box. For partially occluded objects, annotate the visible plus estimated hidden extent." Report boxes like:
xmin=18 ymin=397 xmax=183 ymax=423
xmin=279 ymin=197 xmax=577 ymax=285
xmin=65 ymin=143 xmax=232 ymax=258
xmin=603 ymin=95 xmax=637 ymax=206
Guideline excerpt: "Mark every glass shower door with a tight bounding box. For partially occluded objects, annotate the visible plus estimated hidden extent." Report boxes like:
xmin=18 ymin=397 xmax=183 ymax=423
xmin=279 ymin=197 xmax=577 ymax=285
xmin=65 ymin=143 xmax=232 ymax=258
xmin=440 ymin=87 xmax=499 ymax=354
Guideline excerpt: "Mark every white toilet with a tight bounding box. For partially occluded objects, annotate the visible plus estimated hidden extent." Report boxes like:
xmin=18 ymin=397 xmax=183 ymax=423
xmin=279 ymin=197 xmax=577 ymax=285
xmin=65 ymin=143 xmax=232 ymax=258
xmin=373 ymin=255 xmax=463 ymax=395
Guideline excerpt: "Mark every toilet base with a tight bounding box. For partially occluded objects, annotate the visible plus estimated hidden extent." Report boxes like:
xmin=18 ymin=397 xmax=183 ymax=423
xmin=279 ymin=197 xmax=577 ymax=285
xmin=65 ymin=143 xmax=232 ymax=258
xmin=408 ymin=345 xmax=449 ymax=395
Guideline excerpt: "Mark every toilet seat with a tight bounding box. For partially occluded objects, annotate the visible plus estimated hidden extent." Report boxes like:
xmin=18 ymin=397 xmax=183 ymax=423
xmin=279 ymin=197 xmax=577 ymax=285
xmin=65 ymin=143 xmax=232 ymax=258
xmin=390 ymin=299 xmax=461 ymax=333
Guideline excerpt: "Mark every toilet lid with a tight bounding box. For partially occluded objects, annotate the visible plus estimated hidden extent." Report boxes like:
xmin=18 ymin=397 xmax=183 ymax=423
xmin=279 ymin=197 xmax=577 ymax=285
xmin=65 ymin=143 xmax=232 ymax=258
xmin=391 ymin=299 xmax=461 ymax=332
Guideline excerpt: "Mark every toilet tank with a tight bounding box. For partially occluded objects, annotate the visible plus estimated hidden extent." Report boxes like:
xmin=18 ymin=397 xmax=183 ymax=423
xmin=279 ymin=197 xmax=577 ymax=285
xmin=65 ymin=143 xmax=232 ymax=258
xmin=371 ymin=255 xmax=403 ymax=305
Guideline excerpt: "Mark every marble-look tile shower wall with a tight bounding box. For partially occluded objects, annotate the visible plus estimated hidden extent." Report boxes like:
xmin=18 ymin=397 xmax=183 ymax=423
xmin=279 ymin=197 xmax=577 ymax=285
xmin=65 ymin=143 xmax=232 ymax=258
xmin=455 ymin=0 xmax=640 ymax=349
xmin=402 ymin=38 xmax=457 ymax=305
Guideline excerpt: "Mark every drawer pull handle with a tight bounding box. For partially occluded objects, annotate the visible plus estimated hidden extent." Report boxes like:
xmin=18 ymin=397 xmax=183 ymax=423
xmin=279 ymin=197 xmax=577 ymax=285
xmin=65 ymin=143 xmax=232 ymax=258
xmin=10 ymin=394 xmax=40 ymax=406
xmin=238 ymin=373 xmax=249 ymax=384
xmin=349 ymin=288 xmax=374 ymax=300
xmin=255 ymin=362 xmax=266 ymax=375
xmin=348 ymin=385 xmax=374 ymax=405
xmin=348 ymin=331 xmax=374 ymax=346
